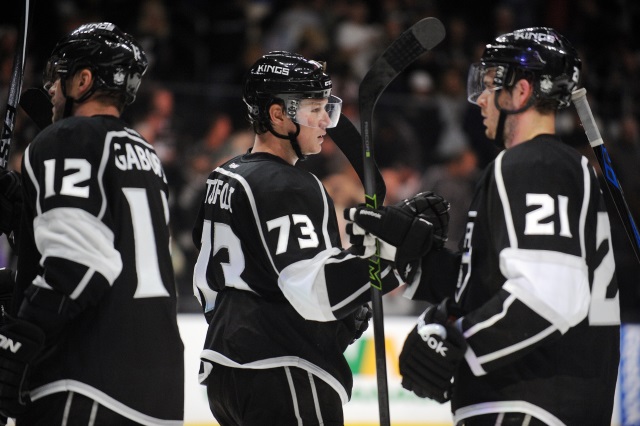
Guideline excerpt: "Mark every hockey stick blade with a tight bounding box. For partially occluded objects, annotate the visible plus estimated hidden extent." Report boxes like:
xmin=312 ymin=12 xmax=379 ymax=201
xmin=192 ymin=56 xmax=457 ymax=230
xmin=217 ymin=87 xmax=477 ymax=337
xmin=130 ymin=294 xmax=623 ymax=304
xmin=1 ymin=0 xmax=31 ymax=170
xmin=572 ymin=88 xmax=640 ymax=264
xmin=359 ymin=17 xmax=445 ymax=162
xmin=19 ymin=87 xmax=52 ymax=130
xmin=327 ymin=114 xmax=386 ymax=202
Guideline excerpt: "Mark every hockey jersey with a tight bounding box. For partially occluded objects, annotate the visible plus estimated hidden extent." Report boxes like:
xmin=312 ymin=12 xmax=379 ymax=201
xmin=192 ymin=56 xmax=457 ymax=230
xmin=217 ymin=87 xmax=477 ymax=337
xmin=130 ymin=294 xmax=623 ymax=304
xmin=411 ymin=135 xmax=620 ymax=425
xmin=192 ymin=151 xmax=402 ymax=404
xmin=16 ymin=115 xmax=184 ymax=425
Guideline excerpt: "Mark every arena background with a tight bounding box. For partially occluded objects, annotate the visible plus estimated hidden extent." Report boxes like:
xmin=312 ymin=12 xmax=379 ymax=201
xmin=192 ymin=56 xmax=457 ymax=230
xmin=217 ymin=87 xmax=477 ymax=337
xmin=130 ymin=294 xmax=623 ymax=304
xmin=1 ymin=1 xmax=639 ymax=425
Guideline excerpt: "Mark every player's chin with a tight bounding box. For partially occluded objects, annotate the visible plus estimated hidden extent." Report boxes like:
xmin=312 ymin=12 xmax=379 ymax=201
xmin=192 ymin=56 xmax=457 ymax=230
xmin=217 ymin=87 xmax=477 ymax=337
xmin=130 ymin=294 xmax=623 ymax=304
xmin=52 ymin=109 xmax=62 ymax=123
xmin=306 ymin=142 xmax=323 ymax=156
xmin=484 ymin=127 xmax=495 ymax=140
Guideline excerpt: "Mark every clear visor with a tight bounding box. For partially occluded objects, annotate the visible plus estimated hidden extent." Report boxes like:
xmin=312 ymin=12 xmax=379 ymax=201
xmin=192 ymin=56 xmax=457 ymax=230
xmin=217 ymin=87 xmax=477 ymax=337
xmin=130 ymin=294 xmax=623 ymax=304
xmin=43 ymin=57 xmax=66 ymax=91
xmin=284 ymin=95 xmax=342 ymax=129
xmin=467 ymin=63 xmax=504 ymax=104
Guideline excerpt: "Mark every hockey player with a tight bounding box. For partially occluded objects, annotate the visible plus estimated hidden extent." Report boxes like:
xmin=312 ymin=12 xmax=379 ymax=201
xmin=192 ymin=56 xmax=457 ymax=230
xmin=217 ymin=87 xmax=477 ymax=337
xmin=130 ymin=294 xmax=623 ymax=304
xmin=345 ymin=27 xmax=620 ymax=425
xmin=0 ymin=23 xmax=184 ymax=424
xmin=191 ymin=51 xmax=450 ymax=425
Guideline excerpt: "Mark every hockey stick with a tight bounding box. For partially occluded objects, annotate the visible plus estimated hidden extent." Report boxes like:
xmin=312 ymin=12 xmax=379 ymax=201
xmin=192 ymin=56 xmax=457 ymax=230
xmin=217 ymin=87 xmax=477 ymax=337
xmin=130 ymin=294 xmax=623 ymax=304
xmin=1 ymin=0 xmax=32 ymax=170
xmin=571 ymin=88 xmax=640 ymax=264
xmin=327 ymin=113 xmax=386 ymax=201
xmin=359 ymin=17 xmax=445 ymax=425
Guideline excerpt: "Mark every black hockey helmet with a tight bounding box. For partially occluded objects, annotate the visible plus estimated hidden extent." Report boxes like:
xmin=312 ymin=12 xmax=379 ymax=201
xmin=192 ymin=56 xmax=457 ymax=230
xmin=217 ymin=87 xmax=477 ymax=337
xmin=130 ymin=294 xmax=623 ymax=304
xmin=243 ymin=51 xmax=341 ymax=133
xmin=467 ymin=27 xmax=581 ymax=109
xmin=43 ymin=22 xmax=148 ymax=105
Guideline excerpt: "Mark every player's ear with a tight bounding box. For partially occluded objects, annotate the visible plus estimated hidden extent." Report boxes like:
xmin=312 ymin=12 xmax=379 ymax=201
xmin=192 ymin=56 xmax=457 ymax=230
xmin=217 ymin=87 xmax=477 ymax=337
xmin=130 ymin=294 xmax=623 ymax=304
xmin=75 ymin=69 xmax=94 ymax=97
xmin=513 ymin=78 xmax=533 ymax=110
xmin=268 ymin=102 xmax=286 ymax=128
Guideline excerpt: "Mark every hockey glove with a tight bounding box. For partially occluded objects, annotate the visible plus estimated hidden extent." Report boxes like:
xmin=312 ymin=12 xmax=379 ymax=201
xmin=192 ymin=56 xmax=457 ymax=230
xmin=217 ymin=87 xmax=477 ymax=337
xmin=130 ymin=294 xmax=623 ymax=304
xmin=0 ymin=317 xmax=45 ymax=417
xmin=399 ymin=298 xmax=466 ymax=403
xmin=0 ymin=270 xmax=15 ymax=326
xmin=345 ymin=221 xmax=421 ymax=283
xmin=350 ymin=304 xmax=372 ymax=344
xmin=0 ymin=170 xmax=22 ymax=238
xmin=344 ymin=191 xmax=450 ymax=276
xmin=397 ymin=191 xmax=450 ymax=250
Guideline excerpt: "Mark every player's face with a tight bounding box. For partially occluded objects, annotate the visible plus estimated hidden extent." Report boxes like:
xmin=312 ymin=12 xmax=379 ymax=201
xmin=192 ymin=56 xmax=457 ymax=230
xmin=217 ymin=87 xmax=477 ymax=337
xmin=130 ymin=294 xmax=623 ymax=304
xmin=292 ymin=98 xmax=333 ymax=156
xmin=295 ymin=114 xmax=327 ymax=156
xmin=48 ymin=78 xmax=66 ymax=123
xmin=475 ymin=69 xmax=502 ymax=140
xmin=290 ymin=96 xmax=341 ymax=129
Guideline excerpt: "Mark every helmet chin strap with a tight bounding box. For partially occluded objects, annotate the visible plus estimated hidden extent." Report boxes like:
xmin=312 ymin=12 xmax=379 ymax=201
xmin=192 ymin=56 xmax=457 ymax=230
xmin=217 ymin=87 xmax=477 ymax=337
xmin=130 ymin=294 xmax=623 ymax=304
xmin=267 ymin=122 xmax=306 ymax=161
xmin=493 ymin=90 xmax=536 ymax=148
xmin=63 ymin=97 xmax=74 ymax=119
xmin=60 ymin=76 xmax=98 ymax=119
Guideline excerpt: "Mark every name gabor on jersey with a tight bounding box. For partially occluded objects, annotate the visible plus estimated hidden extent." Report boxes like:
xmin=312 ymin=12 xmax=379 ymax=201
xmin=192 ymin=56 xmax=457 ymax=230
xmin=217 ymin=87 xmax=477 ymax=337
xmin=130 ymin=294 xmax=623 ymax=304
xmin=113 ymin=141 xmax=166 ymax=182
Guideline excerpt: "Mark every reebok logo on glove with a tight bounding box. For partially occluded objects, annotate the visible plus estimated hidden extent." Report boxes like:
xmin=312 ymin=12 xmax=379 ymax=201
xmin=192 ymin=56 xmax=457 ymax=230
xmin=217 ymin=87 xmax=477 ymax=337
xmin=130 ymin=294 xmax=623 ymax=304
xmin=0 ymin=334 xmax=22 ymax=353
xmin=358 ymin=210 xmax=382 ymax=219
xmin=418 ymin=321 xmax=448 ymax=356
xmin=423 ymin=336 xmax=447 ymax=356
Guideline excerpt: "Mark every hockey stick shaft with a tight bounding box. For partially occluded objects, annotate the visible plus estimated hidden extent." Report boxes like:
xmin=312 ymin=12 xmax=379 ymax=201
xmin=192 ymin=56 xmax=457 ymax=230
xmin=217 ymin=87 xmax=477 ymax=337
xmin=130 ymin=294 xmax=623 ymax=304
xmin=358 ymin=17 xmax=445 ymax=425
xmin=1 ymin=0 xmax=31 ymax=170
xmin=571 ymin=88 xmax=640 ymax=263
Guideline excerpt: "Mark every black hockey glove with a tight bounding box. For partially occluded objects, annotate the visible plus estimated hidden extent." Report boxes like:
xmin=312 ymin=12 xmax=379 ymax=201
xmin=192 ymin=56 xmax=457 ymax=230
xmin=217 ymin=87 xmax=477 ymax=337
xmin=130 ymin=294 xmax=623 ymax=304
xmin=344 ymin=191 xmax=450 ymax=279
xmin=0 ymin=170 xmax=22 ymax=238
xmin=397 ymin=191 xmax=450 ymax=250
xmin=350 ymin=304 xmax=373 ymax=344
xmin=399 ymin=298 xmax=466 ymax=403
xmin=0 ymin=317 xmax=45 ymax=418
xmin=0 ymin=269 xmax=15 ymax=326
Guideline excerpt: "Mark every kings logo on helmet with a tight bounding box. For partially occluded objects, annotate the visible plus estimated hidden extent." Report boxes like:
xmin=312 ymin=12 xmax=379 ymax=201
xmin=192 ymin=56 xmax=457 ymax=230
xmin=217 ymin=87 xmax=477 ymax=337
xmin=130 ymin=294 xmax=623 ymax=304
xmin=78 ymin=22 xmax=116 ymax=32
xmin=256 ymin=64 xmax=290 ymax=76
xmin=512 ymin=31 xmax=558 ymax=44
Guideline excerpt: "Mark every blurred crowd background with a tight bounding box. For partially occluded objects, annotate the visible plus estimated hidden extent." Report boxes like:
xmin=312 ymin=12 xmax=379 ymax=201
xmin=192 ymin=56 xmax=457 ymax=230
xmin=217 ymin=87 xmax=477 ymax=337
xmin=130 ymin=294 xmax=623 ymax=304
xmin=1 ymin=0 xmax=639 ymax=317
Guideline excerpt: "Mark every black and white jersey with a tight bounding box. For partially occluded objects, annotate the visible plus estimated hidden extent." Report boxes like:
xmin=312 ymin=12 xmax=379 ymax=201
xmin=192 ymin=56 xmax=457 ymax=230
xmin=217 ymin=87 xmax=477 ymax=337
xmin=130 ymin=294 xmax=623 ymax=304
xmin=16 ymin=115 xmax=184 ymax=425
xmin=192 ymin=151 xmax=402 ymax=403
xmin=410 ymin=135 xmax=620 ymax=425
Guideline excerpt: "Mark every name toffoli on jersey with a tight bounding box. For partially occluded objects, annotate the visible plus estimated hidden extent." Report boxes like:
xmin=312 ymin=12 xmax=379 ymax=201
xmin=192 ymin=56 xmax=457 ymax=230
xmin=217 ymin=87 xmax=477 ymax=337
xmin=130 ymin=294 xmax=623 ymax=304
xmin=204 ymin=178 xmax=234 ymax=212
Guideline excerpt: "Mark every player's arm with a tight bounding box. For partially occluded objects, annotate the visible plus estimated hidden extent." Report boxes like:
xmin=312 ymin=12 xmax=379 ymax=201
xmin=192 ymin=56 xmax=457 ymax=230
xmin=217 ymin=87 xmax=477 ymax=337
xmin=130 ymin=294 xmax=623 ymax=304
xmin=0 ymin=135 xmax=120 ymax=417
xmin=402 ymin=247 xmax=460 ymax=303
xmin=263 ymin=184 xmax=405 ymax=321
xmin=278 ymin=244 xmax=404 ymax=321
xmin=458 ymin=152 xmax=600 ymax=375
xmin=457 ymin=248 xmax=597 ymax=377
xmin=17 ymin=138 xmax=122 ymax=342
